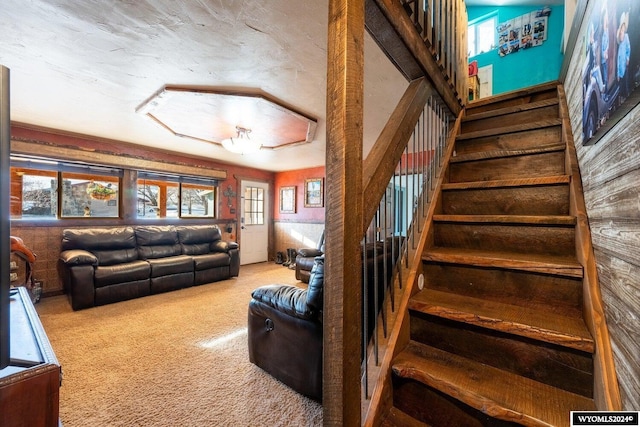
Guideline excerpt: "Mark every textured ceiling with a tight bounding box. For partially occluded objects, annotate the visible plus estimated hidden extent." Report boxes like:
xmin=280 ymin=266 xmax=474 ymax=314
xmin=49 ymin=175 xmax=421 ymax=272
xmin=0 ymin=0 xmax=408 ymax=172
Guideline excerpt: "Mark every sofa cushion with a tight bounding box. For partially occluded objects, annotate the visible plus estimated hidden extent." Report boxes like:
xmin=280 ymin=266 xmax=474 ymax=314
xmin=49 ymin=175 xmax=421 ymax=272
xmin=59 ymin=249 xmax=98 ymax=266
xmin=192 ymin=253 xmax=230 ymax=270
xmin=94 ymin=260 xmax=150 ymax=287
xmin=251 ymin=285 xmax=315 ymax=320
xmin=147 ymin=255 xmax=193 ymax=278
xmin=93 ymin=248 xmax=140 ymax=266
xmin=211 ymin=240 xmax=239 ymax=253
xmin=177 ymin=224 xmax=220 ymax=242
xmin=135 ymin=226 xmax=182 ymax=259
xmin=62 ymin=227 xmax=138 ymax=265
xmin=62 ymin=226 xmax=136 ymax=250
xmin=181 ymin=242 xmax=211 ymax=256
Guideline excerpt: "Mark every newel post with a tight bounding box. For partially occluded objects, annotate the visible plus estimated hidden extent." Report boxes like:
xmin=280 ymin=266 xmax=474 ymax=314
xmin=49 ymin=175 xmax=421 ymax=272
xmin=324 ymin=0 xmax=365 ymax=425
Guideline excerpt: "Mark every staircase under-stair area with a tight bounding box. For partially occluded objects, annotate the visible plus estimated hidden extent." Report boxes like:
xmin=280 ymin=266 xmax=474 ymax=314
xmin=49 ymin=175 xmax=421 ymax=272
xmin=383 ymin=84 xmax=598 ymax=426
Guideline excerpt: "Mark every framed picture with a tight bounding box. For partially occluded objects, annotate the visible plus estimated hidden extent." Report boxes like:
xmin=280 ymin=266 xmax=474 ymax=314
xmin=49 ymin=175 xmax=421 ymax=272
xmin=582 ymin=0 xmax=640 ymax=145
xmin=304 ymin=178 xmax=324 ymax=208
xmin=279 ymin=186 xmax=296 ymax=214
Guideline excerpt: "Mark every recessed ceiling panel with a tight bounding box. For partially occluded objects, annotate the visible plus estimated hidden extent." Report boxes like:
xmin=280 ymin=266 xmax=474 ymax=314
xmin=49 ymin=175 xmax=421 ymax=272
xmin=137 ymin=86 xmax=318 ymax=150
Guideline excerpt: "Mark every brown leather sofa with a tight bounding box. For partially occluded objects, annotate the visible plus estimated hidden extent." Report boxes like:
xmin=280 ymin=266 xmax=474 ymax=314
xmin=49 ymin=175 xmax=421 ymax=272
xmin=248 ymin=235 xmax=403 ymax=400
xmin=58 ymin=225 xmax=239 ymax=310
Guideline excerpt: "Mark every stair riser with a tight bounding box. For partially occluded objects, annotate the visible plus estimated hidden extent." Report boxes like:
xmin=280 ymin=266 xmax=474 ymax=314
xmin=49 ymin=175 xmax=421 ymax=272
xmin=422 ymin=262 xmax=582 ymax=317
xmin=465 ymin=89 xmax=557 ymax=116
xmin=392 ymin=376 xmax=520 ymax=427
xmin=455 ymin=126 xmax=561 ymax=155
xmin=442 ymin=184 xmax=570 ymax=216
xmin=408 ymin=313 xmax=594 ymax=397
xmin=433 ymin=222 xmax=575 ymax=257
xmin=462 ymin=105 xmax=559 ymax=134
xmin=449 ymin=151 xmax=565 ymax=183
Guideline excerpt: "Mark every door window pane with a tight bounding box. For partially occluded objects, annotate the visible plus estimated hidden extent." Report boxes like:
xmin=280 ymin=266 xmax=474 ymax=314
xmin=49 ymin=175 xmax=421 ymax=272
xmin=243 ymin=186 xmax=264 ymax=225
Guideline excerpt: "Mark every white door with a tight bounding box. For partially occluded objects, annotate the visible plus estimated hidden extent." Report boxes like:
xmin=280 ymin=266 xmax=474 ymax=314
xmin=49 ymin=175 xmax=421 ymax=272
xmin=239 ymin=180 xmax=269 ymax=265
xmin=478 ymin=64 xmax=493 ymax=99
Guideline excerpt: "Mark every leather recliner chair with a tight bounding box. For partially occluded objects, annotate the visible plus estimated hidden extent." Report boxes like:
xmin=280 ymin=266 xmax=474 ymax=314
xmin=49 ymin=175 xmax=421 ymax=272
xmin=247 ymin=235 xmax=403 ymax=401
xmin=248 ymin=256 xmax=324 ymax=401
xmin=294 ymin=231 xmax=324 ymax=283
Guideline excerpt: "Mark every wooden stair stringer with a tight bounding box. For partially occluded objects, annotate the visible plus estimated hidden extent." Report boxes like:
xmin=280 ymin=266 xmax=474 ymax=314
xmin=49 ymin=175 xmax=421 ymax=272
xmin=558 ymin=85 xmax=622 ymax=409
xmin=392 ymin=341 xmax=596 ymax=427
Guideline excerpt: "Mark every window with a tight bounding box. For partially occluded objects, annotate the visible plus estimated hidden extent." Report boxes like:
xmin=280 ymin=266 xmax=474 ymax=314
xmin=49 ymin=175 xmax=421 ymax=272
xmin=180 ymin=183 xmax=215 ymax=218
xmin=14 ymin=169 xmax=58 ymax=219
xmin=137 ymin=173 xmax=217 ymax=219
xmin=243 ymin=186 xmax=264 ymax=225
xmin=10 ymin=157 xmax=122 ymax=219
xmin=62 ymin=174 xmax=119 ymax=218
xmin=136 ymin=175 xmax=179 ymax=218
xmin=468 ymin=14 xmax=497 ymax=57
xmin=11 ymin=156 xmax=218 ymax=220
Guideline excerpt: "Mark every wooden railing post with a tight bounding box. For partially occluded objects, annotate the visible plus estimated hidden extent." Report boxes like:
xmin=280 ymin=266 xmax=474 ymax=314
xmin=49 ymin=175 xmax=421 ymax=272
xmin=325 ymin=0 xmax=365 ymax=425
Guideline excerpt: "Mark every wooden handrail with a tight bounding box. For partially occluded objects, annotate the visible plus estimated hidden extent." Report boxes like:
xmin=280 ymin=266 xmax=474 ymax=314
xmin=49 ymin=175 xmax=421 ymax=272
xmin=362 ymin=78 xmax=433 ymax=234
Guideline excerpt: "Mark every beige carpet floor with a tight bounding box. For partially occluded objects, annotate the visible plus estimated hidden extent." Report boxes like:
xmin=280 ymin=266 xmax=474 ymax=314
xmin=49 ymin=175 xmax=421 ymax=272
xmin=36 ymin=262 xmax=323 ymax=427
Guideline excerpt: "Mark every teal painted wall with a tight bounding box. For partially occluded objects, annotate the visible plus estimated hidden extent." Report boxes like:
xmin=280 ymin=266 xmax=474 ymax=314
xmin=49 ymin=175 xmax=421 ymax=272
xmin=468 ymin=5 xmax=564 ymax=95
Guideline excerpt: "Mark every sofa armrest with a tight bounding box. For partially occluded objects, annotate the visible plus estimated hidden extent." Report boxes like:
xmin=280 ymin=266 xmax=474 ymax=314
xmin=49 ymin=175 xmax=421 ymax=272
xmin=211 ymin=240 xmax=239 ymax=253
xmin=251 ymin=284 xmax=316 ymax=320
xmin=59 ymin=249 xmax=98 ymax=266
xmin=297 ymin=248 xmax=323 ymax=258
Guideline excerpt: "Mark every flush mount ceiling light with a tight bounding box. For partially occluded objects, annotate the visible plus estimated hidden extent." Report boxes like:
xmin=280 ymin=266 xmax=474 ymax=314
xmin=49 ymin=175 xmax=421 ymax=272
xmin=221 ymin=126 xmax=262 ymax=155
xmin=136 ymin=86 xmax=318 ymax=152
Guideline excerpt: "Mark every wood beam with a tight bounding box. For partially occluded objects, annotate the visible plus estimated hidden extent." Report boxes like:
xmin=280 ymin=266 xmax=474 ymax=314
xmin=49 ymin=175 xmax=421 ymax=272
xmin=324 ymin=0 xmax=365 ymax=425
xmin=10 ymin=139 xmax=227 ymax=180
xmin=362 ymin=77 xmax=432 ymax=234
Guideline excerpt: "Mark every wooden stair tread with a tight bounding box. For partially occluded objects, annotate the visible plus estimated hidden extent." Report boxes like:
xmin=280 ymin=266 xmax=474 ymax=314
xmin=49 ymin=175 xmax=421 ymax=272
xmin=423 ymin=247 xmax=583 ymax=278
xmin=409 ymin=289 xmax=594 ymax=352
xmin=442 ymin=175 xmax=570 ymax=191
xmin=381 ymin=407 xmax=430 ymax=427
xmin=433 ymin=214 xmax=576 ymax=226
xmin=462 ymin=98 xmax=559 ymax=122
xmin=456 ymin=119 xmax=563 ymax=141
xmin=450 ymin=143 xmax=565 ymax=163
xmin=466 ymin=81 xmax=558 ymax=108
xmin=392 ymin=341 xmax=596 ymax=427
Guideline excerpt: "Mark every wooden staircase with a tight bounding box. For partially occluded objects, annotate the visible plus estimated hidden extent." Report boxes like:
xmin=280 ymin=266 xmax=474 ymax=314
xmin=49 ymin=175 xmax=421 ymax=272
xmin=381 ymin=83 xmax=599 ymax=426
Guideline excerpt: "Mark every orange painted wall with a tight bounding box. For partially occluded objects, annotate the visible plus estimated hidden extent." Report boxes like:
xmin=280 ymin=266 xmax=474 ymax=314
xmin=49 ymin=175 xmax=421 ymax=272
xmin=273 ymin=166 xmax=325 ymax=222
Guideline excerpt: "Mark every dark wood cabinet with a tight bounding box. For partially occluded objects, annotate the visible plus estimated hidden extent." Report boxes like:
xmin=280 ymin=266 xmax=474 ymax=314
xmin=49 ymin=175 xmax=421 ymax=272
xmin=0 ymin=287 xmax=61 ymax=427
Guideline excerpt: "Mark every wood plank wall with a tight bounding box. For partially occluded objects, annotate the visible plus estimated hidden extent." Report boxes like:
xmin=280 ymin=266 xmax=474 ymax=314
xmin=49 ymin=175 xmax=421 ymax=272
xmin=562 ymin=0 xmax=640 ymax=410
